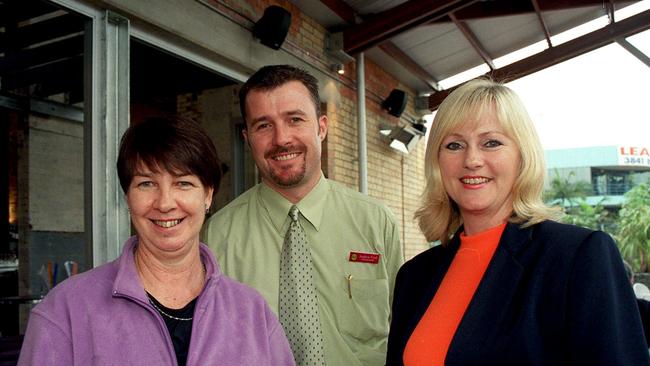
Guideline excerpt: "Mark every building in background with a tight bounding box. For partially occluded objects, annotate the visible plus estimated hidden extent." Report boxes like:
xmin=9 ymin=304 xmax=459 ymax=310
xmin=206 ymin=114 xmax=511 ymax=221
xmin=545 ymin=145 xmax=650 ymax=209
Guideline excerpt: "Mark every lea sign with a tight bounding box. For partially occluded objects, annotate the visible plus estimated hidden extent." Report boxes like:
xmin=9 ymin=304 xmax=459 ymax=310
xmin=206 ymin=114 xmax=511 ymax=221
xmin=618 ymin=146 xmax=650 ymax=167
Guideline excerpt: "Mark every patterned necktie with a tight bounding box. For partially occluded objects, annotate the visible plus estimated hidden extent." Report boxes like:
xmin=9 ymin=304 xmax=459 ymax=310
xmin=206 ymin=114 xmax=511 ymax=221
xmin=279 ymin=205 xmax=326 ymax=366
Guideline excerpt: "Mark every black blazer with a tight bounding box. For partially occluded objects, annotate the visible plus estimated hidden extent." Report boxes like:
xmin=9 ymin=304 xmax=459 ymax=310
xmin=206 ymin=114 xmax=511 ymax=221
xmin=637 ymin=298 xmax=650 ymax=347
xmin=387 ymin=221 xmax=650 ymax=366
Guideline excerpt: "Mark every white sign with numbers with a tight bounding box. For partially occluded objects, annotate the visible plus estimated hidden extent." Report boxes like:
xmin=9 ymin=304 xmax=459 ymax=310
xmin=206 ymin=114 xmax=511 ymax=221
xmin=618 ymin=146 xmax=650 ymax=167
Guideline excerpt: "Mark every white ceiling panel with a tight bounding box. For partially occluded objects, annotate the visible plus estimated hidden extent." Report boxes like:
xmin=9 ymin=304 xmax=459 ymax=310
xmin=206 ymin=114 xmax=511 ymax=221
xmin=470 ymin=13 xmax=543 ymax=60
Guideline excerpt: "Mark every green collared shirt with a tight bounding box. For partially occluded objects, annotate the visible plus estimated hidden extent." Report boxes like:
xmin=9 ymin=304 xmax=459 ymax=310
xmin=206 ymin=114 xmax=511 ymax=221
xmin=204 ymin=175 xmax=403 ymax=366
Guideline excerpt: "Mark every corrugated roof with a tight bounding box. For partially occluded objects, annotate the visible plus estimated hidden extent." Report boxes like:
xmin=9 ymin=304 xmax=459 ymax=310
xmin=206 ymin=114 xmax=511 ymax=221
xmin=289 ymin=0 xmax=650 ymax=109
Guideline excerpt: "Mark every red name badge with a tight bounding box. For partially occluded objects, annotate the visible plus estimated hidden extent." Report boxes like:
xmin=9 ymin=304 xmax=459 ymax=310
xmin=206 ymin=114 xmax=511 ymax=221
xmin=348 ymin=251 xmax=380 ymax=264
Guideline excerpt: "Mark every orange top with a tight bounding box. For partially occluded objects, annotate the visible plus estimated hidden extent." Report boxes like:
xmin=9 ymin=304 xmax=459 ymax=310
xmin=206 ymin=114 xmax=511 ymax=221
xmin=403 ymin=223 xmax=506 ymax=366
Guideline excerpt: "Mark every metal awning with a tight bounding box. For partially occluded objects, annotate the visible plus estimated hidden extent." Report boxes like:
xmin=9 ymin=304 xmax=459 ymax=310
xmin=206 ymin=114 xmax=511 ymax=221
xmin=289 ymin=0 xmax=650 ymax=110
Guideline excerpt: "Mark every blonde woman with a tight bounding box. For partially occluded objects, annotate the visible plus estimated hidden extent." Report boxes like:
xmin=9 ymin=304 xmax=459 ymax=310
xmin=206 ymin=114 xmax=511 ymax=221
xmin=386 ymin=79 xmax=649 ymax=366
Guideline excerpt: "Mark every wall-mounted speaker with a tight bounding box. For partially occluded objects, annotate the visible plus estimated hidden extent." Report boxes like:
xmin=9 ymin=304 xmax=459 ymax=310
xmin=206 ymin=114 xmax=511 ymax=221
xmin=253 ymin=6 xmax=292 ymax=50
xmin=382 ymin=89 xmax=408 ymax=118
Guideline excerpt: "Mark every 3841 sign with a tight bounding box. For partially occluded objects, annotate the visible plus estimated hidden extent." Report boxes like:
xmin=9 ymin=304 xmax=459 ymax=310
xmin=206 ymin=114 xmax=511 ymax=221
xmin=618 ymin=146 xmax=650 ymax=167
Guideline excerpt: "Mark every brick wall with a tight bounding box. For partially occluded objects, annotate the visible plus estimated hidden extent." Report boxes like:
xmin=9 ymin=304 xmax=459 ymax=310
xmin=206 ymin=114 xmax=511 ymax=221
xmin=330 ymin=65 xmax=431 ymax=259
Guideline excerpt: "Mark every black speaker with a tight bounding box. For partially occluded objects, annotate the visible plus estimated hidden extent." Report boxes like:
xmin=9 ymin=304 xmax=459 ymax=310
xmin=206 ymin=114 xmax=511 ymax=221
xmin=382 ymin=89 xmax=408 ymax=118
xmin=253 ymin=6 xmax=292 ymax=50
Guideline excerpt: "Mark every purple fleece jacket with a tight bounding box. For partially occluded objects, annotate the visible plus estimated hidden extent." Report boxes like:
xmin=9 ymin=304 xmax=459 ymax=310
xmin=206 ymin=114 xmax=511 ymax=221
xmin=18 ymin=236 xmax=295 ymax=366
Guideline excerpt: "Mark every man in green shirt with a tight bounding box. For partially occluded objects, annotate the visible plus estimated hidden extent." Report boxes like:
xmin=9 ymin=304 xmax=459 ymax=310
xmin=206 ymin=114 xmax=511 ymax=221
xmin=204 ymin=65 xmax=403 ymax=366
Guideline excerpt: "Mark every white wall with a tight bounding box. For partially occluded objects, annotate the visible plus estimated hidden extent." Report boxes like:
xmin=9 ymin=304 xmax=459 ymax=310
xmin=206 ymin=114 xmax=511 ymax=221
xmin=29 ymin=115 xmax=84 ymax=232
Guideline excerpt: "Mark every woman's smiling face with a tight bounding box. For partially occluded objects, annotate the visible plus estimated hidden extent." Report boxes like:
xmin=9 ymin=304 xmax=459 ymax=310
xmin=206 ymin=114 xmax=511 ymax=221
xmin=438 ymin=106 xmax=521 ymax=234
xmin=126 ymin=162 xmax=213 ymax=255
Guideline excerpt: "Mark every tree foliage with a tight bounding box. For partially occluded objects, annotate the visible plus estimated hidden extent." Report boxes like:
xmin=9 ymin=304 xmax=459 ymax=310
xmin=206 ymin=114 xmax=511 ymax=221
xmin=544 ymin=170 xmax=592 ymax=207
xmin=544 ymin=170 xmax=611 ymax=231
xmin=616 ymin=183 xmax=650 ymax=272
xmin=544 ymin=172 xmax=650 ymax=272
xmin=560 ymin=200 xmax=612 ymax=231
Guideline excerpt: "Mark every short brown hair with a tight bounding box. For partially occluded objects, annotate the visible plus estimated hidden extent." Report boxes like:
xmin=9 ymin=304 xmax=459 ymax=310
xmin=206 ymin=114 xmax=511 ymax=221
xmin=117 ymin=116 xmax=222 ymax=194
xmin=238 ymin=65 xmax=320 ymax=124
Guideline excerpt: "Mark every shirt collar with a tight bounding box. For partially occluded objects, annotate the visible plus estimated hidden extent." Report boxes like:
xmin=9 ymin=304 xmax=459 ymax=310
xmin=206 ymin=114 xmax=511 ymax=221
xmin=259 ymin=173 xmax=329 ymax=234
xmin=113 ymin=236 xmax=146 ymax=301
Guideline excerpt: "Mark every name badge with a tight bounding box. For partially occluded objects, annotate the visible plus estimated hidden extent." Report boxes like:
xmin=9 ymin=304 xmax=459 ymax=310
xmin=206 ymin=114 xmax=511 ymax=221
xmin=348 ymin=251 xmax=380 ymax=264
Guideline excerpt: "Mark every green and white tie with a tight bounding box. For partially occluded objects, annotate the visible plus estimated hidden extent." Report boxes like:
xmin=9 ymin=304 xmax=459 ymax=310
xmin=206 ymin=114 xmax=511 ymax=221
xmin=279 ymin=205 xmax=326 ymax=366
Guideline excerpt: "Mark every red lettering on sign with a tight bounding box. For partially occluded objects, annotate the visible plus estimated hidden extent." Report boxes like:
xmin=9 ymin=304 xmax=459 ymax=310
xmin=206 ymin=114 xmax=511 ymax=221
xmin=619 ymin=147 xmax=649 ymax=156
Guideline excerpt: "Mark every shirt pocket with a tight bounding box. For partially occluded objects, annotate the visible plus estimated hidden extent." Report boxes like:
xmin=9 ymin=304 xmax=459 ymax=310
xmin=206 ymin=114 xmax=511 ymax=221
xmin=337 ymin=277 xmax=390 ymax=341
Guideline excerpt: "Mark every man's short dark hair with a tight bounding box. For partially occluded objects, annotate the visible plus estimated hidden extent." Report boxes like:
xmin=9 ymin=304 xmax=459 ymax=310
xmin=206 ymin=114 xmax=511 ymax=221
xmin=238 ymin=65 xmax=320 ymax=125
xmin=117 ymin=116 xmax=222 ymax=194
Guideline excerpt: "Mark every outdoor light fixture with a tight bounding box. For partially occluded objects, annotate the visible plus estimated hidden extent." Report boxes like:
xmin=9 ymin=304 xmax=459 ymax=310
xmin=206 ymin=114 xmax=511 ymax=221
xmin=379 ymin=123 xmax=393 ymax=136
xmin=332 ymin=63 xmax=345 ymax=75
xmin=253 ymin=6 xmax=292 ymax=50
xmin=380 ymin=121 xmax=427 ymax=154
xmin=326 ymin=32 xmax=354 ymax=66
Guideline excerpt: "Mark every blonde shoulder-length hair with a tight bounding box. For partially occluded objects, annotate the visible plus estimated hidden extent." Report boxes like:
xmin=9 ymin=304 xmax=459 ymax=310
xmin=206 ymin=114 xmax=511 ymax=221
xmin=414 ymin=78 xmax=562 ymax=245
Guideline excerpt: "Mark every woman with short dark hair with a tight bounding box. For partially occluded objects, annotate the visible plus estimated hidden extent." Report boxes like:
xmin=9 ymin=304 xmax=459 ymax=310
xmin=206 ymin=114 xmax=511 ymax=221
xmin=19 ymin=116 xmax=295 ymax=366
